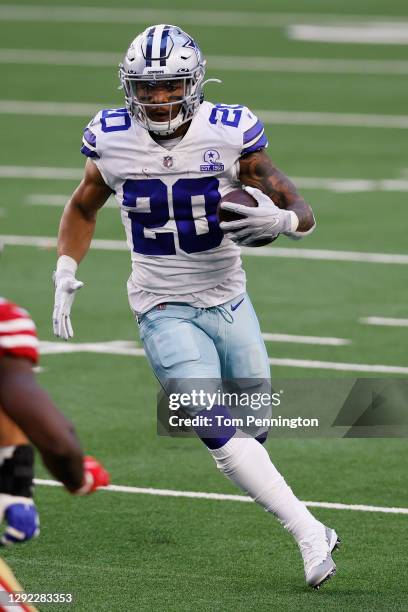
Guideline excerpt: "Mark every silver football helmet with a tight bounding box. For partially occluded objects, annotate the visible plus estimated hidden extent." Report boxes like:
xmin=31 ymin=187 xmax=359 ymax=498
xmin=119 ymin=25 xmax=207 ymax=135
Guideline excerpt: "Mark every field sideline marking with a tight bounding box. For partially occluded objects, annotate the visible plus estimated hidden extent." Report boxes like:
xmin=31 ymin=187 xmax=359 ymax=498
xmin=23 ymin=168 xmax=408 ymax=197
xmin=34 ymin=478 xmax=408 ymax=515
xmin=2 ymin=48 xmax=408 ymax=76
xmin=8 ymin=167 xmax=408 ymax=195
xmin=37 ymin=341 xmax=408 ymax=375
xmin=1 ymin=6 xmax=406 ymax=27
xmin=262 ymin=333 xmax=350 ymax=346
xmin=27 ymin=193 xmax=117 ymax=208
xmin=3 ymin=234 xmax=408 ymax=266
xmin=360 ymin=316 xmax=408 ymax=327
xmin=1 ymin=100 xmax=408 ymax=129
xmin=289 ymin=23 xmax=408 ymax=45
xmin=38 ymin=332 xmax=350 ymax=354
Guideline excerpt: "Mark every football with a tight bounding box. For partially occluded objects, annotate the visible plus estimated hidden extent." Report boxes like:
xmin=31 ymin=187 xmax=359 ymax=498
xmin=218 ymin=188 xmax=278 ymax=247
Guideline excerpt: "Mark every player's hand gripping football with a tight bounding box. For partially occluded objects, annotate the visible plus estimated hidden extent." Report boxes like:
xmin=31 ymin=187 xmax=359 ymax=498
xmin=73 ymin=456 xmax=110 ymax=496
xmin=0 ymin=495 xmax=40 ymax=546
xmin=219 ymin=185 xmax=298 ymax=246
xmin=52 ymin=258 xmax=83 ymax=340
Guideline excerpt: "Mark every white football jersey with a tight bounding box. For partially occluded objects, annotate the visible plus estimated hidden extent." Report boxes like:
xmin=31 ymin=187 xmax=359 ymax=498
xmin=81 ymin=101 xmax=268 ymax=313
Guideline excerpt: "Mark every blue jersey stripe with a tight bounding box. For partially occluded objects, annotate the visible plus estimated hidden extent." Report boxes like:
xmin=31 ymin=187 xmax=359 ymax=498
xmin=242 ymin=133 xmax=268 ymax=154
xmin=83 ymin=127 xmax=96 ymax=148
xmin=243 ymin=119 xmax=264 ymax=145
xmin=145 ymin=26 xmax=156 ymax=67
xmin=80 ymin=144 xmax=100 ymax=159
xmin=160 ymin=25 xmax=170 ymax=66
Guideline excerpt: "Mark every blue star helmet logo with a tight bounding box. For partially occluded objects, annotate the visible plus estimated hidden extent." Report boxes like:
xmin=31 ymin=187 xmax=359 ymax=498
xmin=204 ymin=149 xmax=220 ymax=163
xmin=183 ymin=36 xmax=197 ymax=50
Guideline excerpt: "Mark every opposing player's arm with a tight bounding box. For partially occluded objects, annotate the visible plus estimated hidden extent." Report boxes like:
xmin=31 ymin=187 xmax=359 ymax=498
xmin=239 ymin=149 xmax=315 ymax=232
xmin=58 ymin=159 xmax=113 ymax=263
xmin=0 ymin=356 xmax=84 ymax=492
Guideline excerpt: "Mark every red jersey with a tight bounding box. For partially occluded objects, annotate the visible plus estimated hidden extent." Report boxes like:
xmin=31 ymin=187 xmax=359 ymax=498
xmin=0 ymin=298 xmax=39 ymax=364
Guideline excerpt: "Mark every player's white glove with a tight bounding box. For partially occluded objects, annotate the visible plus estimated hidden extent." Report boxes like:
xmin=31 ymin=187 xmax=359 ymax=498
xmin=219 ymin=185 xmax=299 ymax=246
xmin=52 ymin=255 xmax=83 ymax=340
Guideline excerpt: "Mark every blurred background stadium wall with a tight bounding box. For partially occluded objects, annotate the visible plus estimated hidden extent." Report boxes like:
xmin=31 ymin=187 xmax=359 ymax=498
xmin=1 ymin=1 xmax=407 ymax=609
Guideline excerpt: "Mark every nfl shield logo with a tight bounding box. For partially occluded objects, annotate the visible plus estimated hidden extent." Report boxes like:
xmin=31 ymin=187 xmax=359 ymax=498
xmin=163 ymin=156 xmax=173 ymax=168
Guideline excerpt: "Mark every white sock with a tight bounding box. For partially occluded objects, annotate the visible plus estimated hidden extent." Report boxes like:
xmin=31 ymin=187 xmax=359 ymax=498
xmin=209 ymin=434 xmax=320 ymax=542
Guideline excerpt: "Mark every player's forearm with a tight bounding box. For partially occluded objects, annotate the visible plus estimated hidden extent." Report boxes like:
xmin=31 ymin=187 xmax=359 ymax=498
xmin=40 ymin=447 xmax=84 ymax=492
xmin=239 ymin=150 xmax=315 ymax=233
xmin=0 ymin=375 xmax=84 ymax=490
xmin=57 ymin=200 xmax=97 ymax=263
xmin=30 ymin=409 xmax=84 ymax=491
xmin=284 ymin=199 xmax=315 ymax=232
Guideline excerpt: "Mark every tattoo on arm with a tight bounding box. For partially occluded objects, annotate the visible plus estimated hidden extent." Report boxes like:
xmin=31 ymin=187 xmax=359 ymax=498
xmin=239 ymin=150 xmax=299 ymax=207
xmin=239 ymin=150 xmax=315 ymax=231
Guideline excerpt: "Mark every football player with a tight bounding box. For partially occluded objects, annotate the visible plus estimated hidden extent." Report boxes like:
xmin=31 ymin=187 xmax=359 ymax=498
xmin=0 ymin=297 xmax=109 ymax=607
xmin=53 ymin=25 xmax=339 ymax=588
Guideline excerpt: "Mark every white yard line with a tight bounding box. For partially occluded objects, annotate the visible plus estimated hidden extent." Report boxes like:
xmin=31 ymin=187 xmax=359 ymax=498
xmin=34 ymin=478 xmax=408 ymax=515
xmin=261 ymin=333 xmax=350 ymax=346
xmin=240 ymin=247 xmax=408 ymax=265
xmin=269 ymin=358 xmax=408 ymax=375
xmin=39 ymin=340 xmax=144 ymax=357
xmin=1 ymin=101 xmax=408 ymax=129
xmin=257 ymin=110 xmax=408 ymax=129
xmin=2 ymin=48 xmax=408 ymax=76
xmin=37 ymin=341 xmax=408 ymax=375
xmin=22 ymin=174 xmax=408 ymax=197
xmin=8 ymin=168 xmax=408 ymax=195
xmin=289 ymin=23 xmax=408 ymax=45
xmin=0 ymin=6 xmax=404 ymax=27
xmin=27 ymin=194 xmax=71 ymax=206
xmin=2 ymin=234 xmax=408 ymax=265
xmin=0 ymin=166 xmax=83 ymax=180
xmin=0 ymin=100 xmax=102 ymax=118
xmin=39 ymin=334 xmax=350 ymax=356
xmin=26 ymin=194 xmax=117 ymax=208
xmin=292 ymin=177 xmax=408 ymax=193
xmin=1 ymin=234 xmax=126 ymax=251
xmin=360 ymin=316 xmax=408 ymax=327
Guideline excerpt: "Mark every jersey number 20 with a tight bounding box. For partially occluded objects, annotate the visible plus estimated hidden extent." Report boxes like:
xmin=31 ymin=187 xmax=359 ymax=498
xmin=122 ymin=177 xmax=224 ymax=255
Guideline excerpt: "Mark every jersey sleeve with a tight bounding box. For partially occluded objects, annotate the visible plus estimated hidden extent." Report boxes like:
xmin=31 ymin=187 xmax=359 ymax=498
xmin=80 ymin=112 xmax=102 ymax=160
xmin=79 ymin=108 xmax=131 ymax=190
xmin=80 ymin=110 xmax=113 ymax=187
xmin=0 ymin=299 xmax=39 ymax=364
xmin=240 ymin=107 xmax=268 ymax=156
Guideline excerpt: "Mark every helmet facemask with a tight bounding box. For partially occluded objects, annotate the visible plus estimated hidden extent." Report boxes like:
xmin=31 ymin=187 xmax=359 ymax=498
xmin=120 ymin=69 xmax=205 ymax=136
xmin=119 ymin=25 xmax=207 ymax=136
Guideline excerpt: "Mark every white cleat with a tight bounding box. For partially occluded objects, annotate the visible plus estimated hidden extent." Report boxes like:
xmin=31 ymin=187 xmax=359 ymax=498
xmin=299 ymin=525 xmax=340 ymax=589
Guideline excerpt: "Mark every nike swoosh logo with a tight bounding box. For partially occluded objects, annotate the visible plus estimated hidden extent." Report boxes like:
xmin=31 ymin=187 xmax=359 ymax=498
xmin=231 ymin=297 xmax=245 ymax=312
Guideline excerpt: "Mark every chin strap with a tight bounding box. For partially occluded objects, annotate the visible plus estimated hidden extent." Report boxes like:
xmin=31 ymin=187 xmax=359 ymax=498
xmin=148 ymin=109 xmax=185 ymax=136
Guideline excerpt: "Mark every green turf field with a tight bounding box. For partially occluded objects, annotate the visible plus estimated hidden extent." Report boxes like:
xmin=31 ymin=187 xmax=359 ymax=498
xmin=1 ymin=1 xmax=408 ymax=610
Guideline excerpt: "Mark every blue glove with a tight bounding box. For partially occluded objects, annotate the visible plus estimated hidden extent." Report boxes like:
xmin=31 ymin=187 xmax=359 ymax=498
xmin=0 ymin=495 xmax=40 ymax=545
